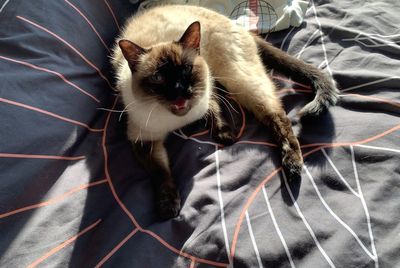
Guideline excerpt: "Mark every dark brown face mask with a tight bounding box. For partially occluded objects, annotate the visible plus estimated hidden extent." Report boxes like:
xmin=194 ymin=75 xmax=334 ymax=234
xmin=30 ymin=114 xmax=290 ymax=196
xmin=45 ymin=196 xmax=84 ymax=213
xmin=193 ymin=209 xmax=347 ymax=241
xmin=119 ymin=21 xmax=205 ymax=116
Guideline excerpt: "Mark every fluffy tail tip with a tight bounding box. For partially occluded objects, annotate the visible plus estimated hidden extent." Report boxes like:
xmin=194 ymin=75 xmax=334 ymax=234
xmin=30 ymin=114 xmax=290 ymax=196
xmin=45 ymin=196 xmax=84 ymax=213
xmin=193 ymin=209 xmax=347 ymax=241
xmin=299 ymin=81 xmax=340 ymax=118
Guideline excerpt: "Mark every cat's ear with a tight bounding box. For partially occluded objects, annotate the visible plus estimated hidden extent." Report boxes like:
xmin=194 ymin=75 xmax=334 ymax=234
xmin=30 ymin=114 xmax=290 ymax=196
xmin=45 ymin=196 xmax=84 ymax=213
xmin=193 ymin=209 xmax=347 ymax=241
xmin=119 ymin=39 xmax=147 ymax=70
xmin=179 ymin=21 xmax=201 ymax=51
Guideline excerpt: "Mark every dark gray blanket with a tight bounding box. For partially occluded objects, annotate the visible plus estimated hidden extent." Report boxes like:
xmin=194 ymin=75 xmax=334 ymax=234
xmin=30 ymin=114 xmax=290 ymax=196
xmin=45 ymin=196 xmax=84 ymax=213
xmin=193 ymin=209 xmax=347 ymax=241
xmin=1 ymin=0 xmax=399 ymax=267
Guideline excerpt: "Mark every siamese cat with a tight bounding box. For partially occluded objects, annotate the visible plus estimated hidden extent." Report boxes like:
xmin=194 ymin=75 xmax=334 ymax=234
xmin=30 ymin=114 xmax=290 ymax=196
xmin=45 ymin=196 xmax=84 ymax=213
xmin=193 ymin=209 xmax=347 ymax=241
xmin=111 ymin=5 xmax=338 ymax=220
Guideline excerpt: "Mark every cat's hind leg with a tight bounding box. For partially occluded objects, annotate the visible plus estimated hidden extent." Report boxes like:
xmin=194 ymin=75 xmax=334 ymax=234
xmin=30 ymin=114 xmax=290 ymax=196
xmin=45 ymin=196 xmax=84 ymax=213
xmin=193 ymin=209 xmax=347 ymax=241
xmin=218 ymin=70 xmax=303 ymax=180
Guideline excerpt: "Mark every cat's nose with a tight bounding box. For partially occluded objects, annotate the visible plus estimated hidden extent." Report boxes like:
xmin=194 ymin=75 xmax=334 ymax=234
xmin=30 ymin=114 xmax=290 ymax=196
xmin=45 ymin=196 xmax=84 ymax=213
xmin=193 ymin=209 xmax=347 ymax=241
xmin=175 ymin=81 xmax=184 ymax=90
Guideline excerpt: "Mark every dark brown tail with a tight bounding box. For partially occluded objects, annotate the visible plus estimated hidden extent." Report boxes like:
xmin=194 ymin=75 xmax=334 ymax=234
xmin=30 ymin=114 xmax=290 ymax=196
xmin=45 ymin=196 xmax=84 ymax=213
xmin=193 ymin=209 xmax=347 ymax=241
xmin=254 ymin=36 xmax=339 ymax=117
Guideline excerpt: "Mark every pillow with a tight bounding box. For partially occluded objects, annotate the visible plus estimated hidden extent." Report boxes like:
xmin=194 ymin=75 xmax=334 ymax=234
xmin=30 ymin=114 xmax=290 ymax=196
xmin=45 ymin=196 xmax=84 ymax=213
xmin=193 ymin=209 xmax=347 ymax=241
xmin=139 ymin=0 xmax=310 ymax=33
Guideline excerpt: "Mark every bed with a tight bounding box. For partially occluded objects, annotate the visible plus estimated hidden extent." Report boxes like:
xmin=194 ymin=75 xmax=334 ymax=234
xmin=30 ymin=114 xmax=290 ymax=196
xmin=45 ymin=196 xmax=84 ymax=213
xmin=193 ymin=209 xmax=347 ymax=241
xmin=1 ymin=0 xmax=399 ymax=267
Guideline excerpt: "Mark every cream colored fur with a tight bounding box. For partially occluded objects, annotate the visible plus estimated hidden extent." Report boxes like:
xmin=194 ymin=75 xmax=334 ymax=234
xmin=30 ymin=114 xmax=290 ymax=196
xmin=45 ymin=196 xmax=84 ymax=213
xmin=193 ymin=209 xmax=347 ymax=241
xmin=112 ymin=5 xmax=279 ymax=143
xmin=111 ymin=5 xmax=309 ymax=219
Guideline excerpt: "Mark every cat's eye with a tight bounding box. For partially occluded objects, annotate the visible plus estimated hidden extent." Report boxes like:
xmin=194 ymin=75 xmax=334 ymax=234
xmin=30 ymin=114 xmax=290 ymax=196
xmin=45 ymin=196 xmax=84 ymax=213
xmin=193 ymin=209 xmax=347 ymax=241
xmin=183 ymin=64 xmax=192 ymax=75
xmin=151 ymin=72 xmax=164 ymax=82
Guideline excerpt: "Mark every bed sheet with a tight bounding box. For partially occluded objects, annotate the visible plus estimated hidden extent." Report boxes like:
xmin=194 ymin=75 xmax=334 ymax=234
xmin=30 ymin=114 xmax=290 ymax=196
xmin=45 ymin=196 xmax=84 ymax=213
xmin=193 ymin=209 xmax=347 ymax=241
xmin=0 ymin=0 xmax=399 ymax=267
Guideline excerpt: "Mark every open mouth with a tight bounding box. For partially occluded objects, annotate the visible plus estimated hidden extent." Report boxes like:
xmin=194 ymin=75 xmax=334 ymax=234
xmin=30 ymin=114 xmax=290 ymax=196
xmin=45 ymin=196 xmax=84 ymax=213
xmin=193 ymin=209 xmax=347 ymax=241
xmin=170 ymin=97 xmax=190 ymax=116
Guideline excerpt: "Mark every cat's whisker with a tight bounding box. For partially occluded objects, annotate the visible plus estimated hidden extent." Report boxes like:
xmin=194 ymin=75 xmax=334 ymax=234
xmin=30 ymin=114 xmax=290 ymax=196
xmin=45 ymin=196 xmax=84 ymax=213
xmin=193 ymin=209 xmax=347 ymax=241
xmin=150 ymin=141 xmax=154 ymax=155
xmin=213 ymin=92 xmax=239 ymax=114
xmin=97 ymin=103 xmax=145 ymax=122
xmin=118 ymin=98 xmax=156 ymax=122
xmin=213 ymin=93 xmax=236 ymax=128
xmin=119 ymin=100 xmax=138 ymax=121
xmin=211 ymin=93 xmax=228 ymax=111
xmin=211 ymin=92 xmax=239 ymax=126
xmin=97 ymin=107 xmax=125 ymax=113
xmin=213 ymin=85 xmax=243 ymax=95
xmin=135 ymin=127 xmax=143 ymax=145
xmin=145 ymin=103 xmax=158 ymax=128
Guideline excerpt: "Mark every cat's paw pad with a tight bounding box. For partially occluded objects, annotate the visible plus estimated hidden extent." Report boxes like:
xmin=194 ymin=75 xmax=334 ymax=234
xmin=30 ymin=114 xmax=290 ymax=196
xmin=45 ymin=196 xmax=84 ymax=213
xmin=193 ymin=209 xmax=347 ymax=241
xmin=282 ymin=145 xmax=303 ymax=181
xmin=213 ymin=126 xmax=236 ymax=146
xmin=156 ymin=185 xmax=181 ymax=220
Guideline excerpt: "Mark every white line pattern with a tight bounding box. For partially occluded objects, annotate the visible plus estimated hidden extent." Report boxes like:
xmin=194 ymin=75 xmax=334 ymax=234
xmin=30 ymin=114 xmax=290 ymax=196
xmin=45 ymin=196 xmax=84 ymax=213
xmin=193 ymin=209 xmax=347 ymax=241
xmin=279 ymin=27 xmax=296 ymax=50
xmin=214 ymin=146 xmax=233 ymax=266
xmin=355 ymin=144 xmax=400 ymax=154
xmin=262 ymin=186 xmax=296 ymax=268
xmin=350 ymin=146 xmax=379 ymax=268
xmin=0 ymin=0 xmax=11 ymax=13
xmin=245 ymin=210 xmax=264 ymax=268
xmin=341 ymin=76 xmax=400 ymax=92
xmin=173 ymin=130 xmax=219 ymax=147
xmin=303 ymin=165 xmax=376 ymax=260
xmin=321 ymin=149 xmax=360 ymax=197
xmin=310 ymin=0 xmax=334 ymax=80
xmin=342 ymin=32 xmax=400 ymax=49
xmin=282 ymin=171 xmax=336 ymax=267
xmin=295 ymin=29 xmax=319 ymax=59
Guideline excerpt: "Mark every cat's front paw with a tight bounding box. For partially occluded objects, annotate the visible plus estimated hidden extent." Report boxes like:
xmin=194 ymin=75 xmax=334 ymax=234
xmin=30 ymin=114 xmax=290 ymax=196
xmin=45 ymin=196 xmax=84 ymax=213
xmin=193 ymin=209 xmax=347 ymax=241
xmin=213 ymin=126 xmax=236 ymax=146
xmin=156 ymin=184 xmax=181 ymax=220
xmin=282 ymin=141 xmax=303 ymax=181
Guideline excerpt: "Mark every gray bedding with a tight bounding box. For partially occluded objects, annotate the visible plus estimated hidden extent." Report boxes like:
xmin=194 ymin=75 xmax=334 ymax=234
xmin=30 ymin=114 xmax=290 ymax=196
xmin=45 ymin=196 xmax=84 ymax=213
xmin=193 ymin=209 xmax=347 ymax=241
xmin=0 ymin=0 xmax=399 ymax=267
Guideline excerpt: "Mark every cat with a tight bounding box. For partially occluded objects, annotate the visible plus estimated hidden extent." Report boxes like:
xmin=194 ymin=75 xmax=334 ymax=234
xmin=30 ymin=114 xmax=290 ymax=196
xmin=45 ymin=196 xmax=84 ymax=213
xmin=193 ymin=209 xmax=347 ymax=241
xmin=111 ymin=5 xmax=338 ymax=220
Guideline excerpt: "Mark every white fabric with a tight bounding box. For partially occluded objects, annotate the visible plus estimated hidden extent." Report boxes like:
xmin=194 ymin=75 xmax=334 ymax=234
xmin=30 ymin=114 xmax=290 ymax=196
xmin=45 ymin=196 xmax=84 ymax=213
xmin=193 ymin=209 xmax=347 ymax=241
xmin=139 ymin=0 xmax=309 ymax=33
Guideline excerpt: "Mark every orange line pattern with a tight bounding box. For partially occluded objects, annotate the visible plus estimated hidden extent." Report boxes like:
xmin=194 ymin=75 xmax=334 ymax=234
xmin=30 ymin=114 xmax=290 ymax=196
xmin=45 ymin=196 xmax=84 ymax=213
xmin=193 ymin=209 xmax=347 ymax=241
xmin=16 ymin=15 xmax=115 ymax=91
xmin=343 ymin=93 xmax=400 ymax=109
xmin=64 ymin=0 xmax=111 ymax=54
xmin=0 ymin=179 xmax=107 ymax=219
xmin=236 ymin=140 xmax=277 ymax=147
xmin=190 ymin=129 xmax=209 ymax=138
xmin=95 ymin=228 xmax=139 ymax=268
xmin=301 ymin=124 xmax=400 ymax=149
xmin=277 ymin=88 xmax=313 ymax=94
xmin=27 ymin=219 xmax=102 ymax=268
xmin=230 ymin=168 xmax=282 ymax=258
xmin=0 ymin=152 xmax=85 ymax=161
xmin=189 ymin=258 xmax=196 ymax=268
xmin=272 ymin=75 xmax=312 ymax=89
xmin=0 ymin=97 xmax=103 ymax=132
xmin=102 ymin=0 xmax=120 ymax=30
xmin=0 ymin=55 xmax=100 ymax=103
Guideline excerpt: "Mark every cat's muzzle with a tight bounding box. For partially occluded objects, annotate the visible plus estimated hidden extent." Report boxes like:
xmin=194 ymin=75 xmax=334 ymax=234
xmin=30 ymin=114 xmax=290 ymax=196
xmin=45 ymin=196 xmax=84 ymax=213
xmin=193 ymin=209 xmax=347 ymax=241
xmin=170 ymin=97 xmax=191 ymax=116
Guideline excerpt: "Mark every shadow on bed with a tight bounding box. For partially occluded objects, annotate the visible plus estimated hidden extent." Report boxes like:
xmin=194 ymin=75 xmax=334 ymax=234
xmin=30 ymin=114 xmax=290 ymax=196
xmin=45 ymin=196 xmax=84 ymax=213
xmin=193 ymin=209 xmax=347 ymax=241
xmin=66 ymin=105 xmax=208 ymax=266
xmin=280 ymin=110 xmax=336 ymax=205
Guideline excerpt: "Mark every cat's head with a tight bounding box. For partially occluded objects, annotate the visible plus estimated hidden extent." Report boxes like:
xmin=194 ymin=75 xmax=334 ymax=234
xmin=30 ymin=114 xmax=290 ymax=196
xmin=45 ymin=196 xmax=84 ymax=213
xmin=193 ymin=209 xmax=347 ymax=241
xmin=118 ymin=22 xmax=211 ymax=117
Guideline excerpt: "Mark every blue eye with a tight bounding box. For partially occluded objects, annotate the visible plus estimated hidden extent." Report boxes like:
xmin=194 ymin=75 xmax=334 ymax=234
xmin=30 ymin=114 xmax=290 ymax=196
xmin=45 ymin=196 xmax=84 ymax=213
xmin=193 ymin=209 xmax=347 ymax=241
xmin=151 ymin=72 xmax=164 ymax=82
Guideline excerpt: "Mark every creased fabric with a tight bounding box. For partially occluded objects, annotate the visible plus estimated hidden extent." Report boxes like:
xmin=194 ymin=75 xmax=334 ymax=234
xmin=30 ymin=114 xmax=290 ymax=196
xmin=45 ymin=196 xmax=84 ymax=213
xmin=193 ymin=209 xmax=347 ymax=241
xmin=0 ymin=0 xmax=399 ymax=267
